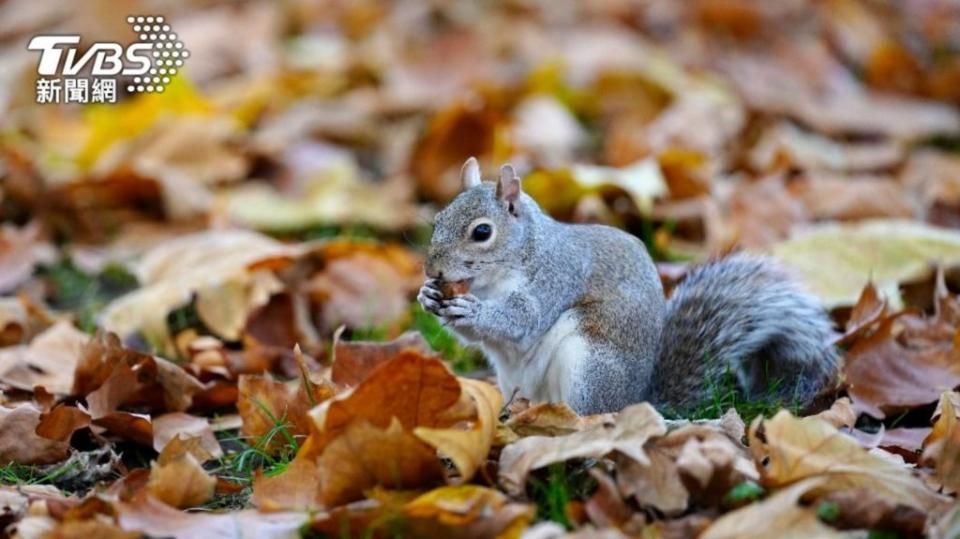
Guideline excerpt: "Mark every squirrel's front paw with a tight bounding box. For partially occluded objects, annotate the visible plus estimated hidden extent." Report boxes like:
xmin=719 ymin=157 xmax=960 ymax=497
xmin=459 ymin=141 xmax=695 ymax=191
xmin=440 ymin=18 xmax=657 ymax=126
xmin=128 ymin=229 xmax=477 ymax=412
xmin=437 ymin=294 xmax=481 ymax=324
xmin=417 ymin=280 xmax=444 ymax=315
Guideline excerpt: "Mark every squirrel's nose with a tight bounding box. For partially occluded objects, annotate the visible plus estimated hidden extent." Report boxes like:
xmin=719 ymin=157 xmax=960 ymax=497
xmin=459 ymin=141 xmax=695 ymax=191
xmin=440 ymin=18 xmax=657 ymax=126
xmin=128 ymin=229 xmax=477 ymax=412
xmin=424 ymin=257 xmax=442 ymax=279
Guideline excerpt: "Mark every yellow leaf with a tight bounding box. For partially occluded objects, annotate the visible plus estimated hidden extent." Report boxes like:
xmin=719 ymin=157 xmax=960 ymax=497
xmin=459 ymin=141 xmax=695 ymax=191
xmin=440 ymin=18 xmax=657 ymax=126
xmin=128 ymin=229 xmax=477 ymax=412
xmin=77 ymin=77 xmax=212 ymax=170
xmin=414 ymin=378 xmax=503 ymax=482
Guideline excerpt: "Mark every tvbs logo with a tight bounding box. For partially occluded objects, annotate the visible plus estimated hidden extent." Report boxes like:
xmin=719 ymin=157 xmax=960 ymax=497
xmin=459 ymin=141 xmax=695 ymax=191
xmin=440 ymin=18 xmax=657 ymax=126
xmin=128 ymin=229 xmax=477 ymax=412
xmin=28 ymin=15 xmax=189 ymax=104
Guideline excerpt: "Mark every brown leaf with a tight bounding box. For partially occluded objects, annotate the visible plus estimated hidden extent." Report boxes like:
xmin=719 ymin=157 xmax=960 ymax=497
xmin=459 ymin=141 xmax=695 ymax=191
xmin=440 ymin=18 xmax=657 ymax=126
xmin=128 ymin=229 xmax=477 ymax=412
xmin=616 ymin=418 xmax=756 ymax=515
xmin=749 ymin=410 xmax=948 ymax=512
xmin=813 ymin=398 xmax=857 ymax=430
xmin=749 ymin=122 xmax=904 ymax=173
xmin=317 ymin=417 xmax=445 ymax=507
xmin=843 ymin=313 xmax=960 ymax=418
xmin=504 ymin=402 xmax=591 ymax=437
xmin=922 ymin=391 xmax=960 ymax=491
xmin=498 ymin=403 xmax=666 ymax=495
xmin=331 ymin=331 xmax=431 ymax=388
xmin=0 ymin=321 xmax=88 ymax=395
xmin=585 ymin=469 xmax=643 ymax=533
xmin=41 ymin=519 xmax=141 ymax=539
xmin=100 ymin=230 xmax=303 ymax=354
xmin=252 ymin=455 xmax=321 ymax=511
xmin=117 ymin=493 xmax=306 ymax=538
xmin=152 ymin=413 xmax=222 ymax=460
xmin=238 ymin=373 xmax=332 ymax=455
xmin=835 ymin=282 xmax=887 ymax=346
xmin=310 ymin=350 xmax=461 ymax=447
xmin=788 ymin=172 xmax=912 ymax=222
xmin=77 ymin=332 xmax=204 ymax=417
xmin=36 ymin=405 xmax=91 ymax=442
xmin=820 ymin=489 xmax=927 ymax=536
xmin=0 ymin=222 xmax=55 ymax=294
xmin=699 ymin=478 xmax=845 ymax=539
xmin=306 ymin=241 xmax=423 ymax=335
xmin=146 ymin=436 xmax=217 ymax=509
xmin=724 ymin=174 xmax=809 ymax=249
xmin=92 ymin=413 xmax=153 ymax=447
xmin=0 ymin=403 xmax=71 ymax=465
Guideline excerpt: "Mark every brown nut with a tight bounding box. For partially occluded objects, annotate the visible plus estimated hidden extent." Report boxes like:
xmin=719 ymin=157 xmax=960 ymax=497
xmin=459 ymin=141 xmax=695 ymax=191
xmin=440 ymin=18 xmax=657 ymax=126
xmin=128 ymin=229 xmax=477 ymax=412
xmin=439 ymin=280 xmax=471 ymax=298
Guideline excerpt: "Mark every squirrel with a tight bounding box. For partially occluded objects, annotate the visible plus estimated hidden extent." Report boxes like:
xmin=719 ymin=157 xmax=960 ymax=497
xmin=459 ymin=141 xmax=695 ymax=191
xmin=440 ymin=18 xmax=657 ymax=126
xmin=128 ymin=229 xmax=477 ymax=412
xmin=417 ymin=158 xmax=840 ymax=415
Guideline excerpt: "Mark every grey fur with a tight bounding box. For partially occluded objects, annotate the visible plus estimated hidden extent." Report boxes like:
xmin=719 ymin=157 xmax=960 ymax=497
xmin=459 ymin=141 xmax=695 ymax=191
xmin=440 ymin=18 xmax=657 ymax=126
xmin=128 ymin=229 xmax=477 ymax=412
xmin=419 ymin=162 xmax=839 ymax=415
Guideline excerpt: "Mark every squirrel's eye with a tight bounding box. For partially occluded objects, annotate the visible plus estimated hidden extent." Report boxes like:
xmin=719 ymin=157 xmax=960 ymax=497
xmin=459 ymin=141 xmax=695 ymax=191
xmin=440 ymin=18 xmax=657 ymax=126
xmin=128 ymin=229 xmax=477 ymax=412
xmin=471 ymin=223 xmax=493 ymax=242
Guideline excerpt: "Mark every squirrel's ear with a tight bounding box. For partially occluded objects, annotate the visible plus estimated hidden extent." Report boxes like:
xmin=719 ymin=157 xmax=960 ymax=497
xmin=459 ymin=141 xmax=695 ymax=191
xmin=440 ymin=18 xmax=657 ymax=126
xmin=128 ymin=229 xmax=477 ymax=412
xmin=461 ymin=157 xmax=482 ymax=190
xmin=497 ymin=164 xmax=521 ymax=214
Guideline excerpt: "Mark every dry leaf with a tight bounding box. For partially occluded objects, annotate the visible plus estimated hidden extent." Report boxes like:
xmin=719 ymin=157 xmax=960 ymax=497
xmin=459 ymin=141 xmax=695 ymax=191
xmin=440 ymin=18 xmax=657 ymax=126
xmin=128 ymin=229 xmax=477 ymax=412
xmin=101 ymin=230 xmax=302 ymax=353
xmin=317 ymin=417 xmax=445 ymax=507
xmin=414 ymin=377 xmax=503 ymax=482
xmin=699 ymin=478 xmax=844 ymax=539
xmin=0 ymin=403 xmax=72 ymax=465
xmin=331 ymin=331 xmax=431 ymax=388
xmin=117 ymin=493 xmax=306 ymax=539
xmin=238 ymin=373 xmax=333 ymax=455
xmin=498 ymin=403 xmax=666 ymax=495
xmin=504 ymin=402 xmax=591 ymax=438
xmin=310 ymin=350 xmax=462 ymax=446
xmin=252 ymin=455 xmax=321 ymax=512
xmin=152 ymin=413 xmax=222 ymax=460
xmin=922 ymin=391 xmax=960 ymax=491
xmin=0 ymin=321 xmax=88 ymax=395
xmin=146 ymin=436 xmax=217 ymax=509
xmin=750 ymin=410 xmax=948 ymax=512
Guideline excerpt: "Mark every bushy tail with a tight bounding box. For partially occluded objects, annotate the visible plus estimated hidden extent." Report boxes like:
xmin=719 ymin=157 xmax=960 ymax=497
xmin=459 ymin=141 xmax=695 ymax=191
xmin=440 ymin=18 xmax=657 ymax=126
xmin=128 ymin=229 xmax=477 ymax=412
xmin=649 ymin=254 xmax=839 ymax=413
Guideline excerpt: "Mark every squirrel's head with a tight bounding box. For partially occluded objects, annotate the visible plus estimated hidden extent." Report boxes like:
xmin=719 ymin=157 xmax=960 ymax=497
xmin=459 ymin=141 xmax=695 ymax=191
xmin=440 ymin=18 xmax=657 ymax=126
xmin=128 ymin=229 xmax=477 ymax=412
xmin=425 ymin=157 xmax=532 ymax=286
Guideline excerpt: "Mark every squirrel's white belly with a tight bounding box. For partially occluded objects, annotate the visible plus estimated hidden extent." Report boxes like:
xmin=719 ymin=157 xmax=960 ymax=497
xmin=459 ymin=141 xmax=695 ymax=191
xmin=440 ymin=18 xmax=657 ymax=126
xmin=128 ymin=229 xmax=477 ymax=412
xmin=486 ymin=309 xmax=587 ymax=403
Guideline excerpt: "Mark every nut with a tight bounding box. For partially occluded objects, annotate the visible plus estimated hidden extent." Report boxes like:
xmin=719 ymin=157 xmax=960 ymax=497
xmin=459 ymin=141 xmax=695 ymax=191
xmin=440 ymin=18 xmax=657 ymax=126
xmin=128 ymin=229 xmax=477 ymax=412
xmin=439 ymin=280 xmax=471 ymax=298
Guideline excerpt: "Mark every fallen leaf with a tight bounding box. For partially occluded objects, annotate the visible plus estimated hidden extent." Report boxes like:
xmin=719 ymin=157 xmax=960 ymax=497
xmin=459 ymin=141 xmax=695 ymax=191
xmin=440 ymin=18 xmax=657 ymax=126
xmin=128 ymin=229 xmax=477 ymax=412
xmin=146 ymin=435 xmax=217 ymax=509
xmin=787 ymin=172 xmax=912 ymax=222
xmin=922 ymin=391 xmax=960 ymax=491
xmin=238 ymin=373 xmax=333 ymax=455
xmin=819 ymin=488 xmax=927 ymax=536
xmin=749 ymin=122 xmax=904 ymax=173
xmin=503 ymin=402 xmax=589 ymax=437
xmin=152 ymin=413 xmax=222 ymax=459
xmin=100 ymin=230 xmax=302 ymax=353
xmin=0 ymin=403 xmax=72 ymax=465
xmin=699 ymin=478 xmax=844 ymax=539
xmin=843 ymin=312 xmax=960 ymax=418
xmin=40 ymin=519 xmax=141 ymax=539
xmin=316 ymin=417 xmax=445 ymax=507
xmin=402 ymin=485 xmax=535 ymax=537
xmin=252 ymin=455 xmax=321 ymax=512
xmin=585 ymin=469 xmax=644 ymax=533
xmin=117 ymin=493 xmax=306 ymax=539
xmin=770 ymin=219 xmax=960 ymax=309
xmin=0 ymin=321 xmax=89 ymax=395
xmin=220 ymin=156 xmax=415 ymax=232
xmin=414 ymin=377 xmax=503 ymax=482
xmin=498 ymin=403 xmax=666 ymax=495
xmin=306 ymin=240 xmax=423 ymax=335
xmin=749 ymin=410 xmax=948 ymax=512
xmin=331 ymin=331 xmax=431 ymax=388
xmin=616 ymin=417 xmax=756 ymax=515
xmin=0 ymin=222 xmax=55 ymax=294
xmin=36 ymin=405 xmax=91 ymax=442
xmin=813 ymin=398 xmax=857 ymax=430
xmin=310 ymin=350 xmax=462 ymax=447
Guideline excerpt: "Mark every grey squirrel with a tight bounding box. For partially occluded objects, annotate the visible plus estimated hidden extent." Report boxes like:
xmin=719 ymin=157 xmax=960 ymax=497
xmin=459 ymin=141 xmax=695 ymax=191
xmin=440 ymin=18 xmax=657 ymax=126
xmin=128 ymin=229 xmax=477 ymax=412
xmin=417 ymin=158 xmax=839 ymax=415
